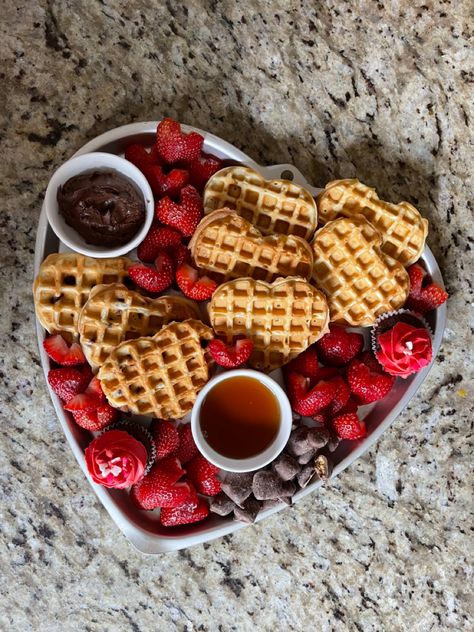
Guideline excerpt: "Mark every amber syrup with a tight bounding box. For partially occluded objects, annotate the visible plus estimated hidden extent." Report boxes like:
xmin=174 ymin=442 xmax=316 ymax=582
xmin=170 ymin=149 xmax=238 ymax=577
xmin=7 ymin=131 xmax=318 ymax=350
xmin=199 ymin=376 xmax=280 ymax=459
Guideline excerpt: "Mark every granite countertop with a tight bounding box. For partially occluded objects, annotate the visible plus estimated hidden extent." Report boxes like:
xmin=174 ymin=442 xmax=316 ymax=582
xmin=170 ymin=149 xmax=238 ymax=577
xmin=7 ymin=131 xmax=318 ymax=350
xmin=1 ymin=1 xmax=473 ymax=630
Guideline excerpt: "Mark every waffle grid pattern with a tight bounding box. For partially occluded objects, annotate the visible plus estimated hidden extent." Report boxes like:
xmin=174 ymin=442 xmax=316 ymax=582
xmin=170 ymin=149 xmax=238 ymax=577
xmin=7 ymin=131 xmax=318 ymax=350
xmin=78 ymin=284 xmax=199 ymax=368
xmin=209 ymin=277 xmax=329 ymax=372
xmin=317 ymin=179 xmax=428 ymax=266
xmin=98 ymin=320 xmax=214 ymax=419
xmin=33 ymin=253 xmax=133 ymax=340
xmin=190 ymin=210 xmax=314 ymax=282
xmin=312 ymin=217 xmax=410 ymax=326
xmin=204 ymin=166 xmax=317 ymax=240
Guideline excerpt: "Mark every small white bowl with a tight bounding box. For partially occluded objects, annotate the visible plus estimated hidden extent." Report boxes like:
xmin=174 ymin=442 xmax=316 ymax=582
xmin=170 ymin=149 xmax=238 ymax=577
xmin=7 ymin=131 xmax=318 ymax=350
xmin=44 ymin=152 xmax=154 ymax=258
xmin=191 ymin=369 xmax=292 ymax=473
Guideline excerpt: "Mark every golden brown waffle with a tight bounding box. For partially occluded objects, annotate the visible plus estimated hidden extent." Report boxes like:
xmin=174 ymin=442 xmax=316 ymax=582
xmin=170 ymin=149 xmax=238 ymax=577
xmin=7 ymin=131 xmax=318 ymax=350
xmin=98 ymin=320 xmax=214 ymax=420
xmin=317 ymin=179 xmax=428 ymax=266
xmin=203 ymin=166 xmax=317 ymax=240
xmin=189 ymin=209 xmax=314 ymax=283
xmin=78 ymin=284 xmax=201 ymax=369
xmin=311 ymin=216 xmax=410 ymax=326
xmin=33 ymin=253 xmax=133 ymax=341
xmin=208 ymin=277 xmax=329 ymax=372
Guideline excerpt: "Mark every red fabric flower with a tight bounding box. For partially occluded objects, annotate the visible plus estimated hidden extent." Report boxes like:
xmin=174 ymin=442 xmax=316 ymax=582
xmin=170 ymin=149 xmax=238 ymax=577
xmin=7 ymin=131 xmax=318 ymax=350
xmin=375 ymin=322 xmax=432 ymax=378
xmin=85 ymin=430 xmax=148 ymax=489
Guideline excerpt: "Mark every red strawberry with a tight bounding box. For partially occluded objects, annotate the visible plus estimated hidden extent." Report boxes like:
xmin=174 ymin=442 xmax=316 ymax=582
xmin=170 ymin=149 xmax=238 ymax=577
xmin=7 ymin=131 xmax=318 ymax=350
xmin=128 ymin=253 xmax=174 ymax=293
xmin=64 ymin=392 xmax=102 ymax=412
xmin=72 ymin=403 xmax=118 ymax=431
xmin=43 ymin=335 xmax=86 ymax=366
xmin=326 ymin=376 xmax=351 ymax=417
xmin=175 ymin=263 xmax=217 ymax=301
xmin=284 ymin=346 xmax=319 ymax=379
xmin=208 ymin=338 xmax=253 ymax=368
xmin=124 ymin=143 xmax=162 ymax=171
xmin=143 ymin=165 xmax=189 ymax=199
xmin=155 ymin=118 xmax=204 ymax=164
xmin=188 ymin=152 xmax=223 ymax=191
xmin=406 ymin=263 xmax=448 ymax=314
xmin=169 ymin=243 xmax=191 ymax=268
xmin=151 ymin=419 xmax=180 ymax=460
xmin=286 ymin=372 xmax=339 ymax=416
xmin=186 ymin=454 xmax=221 ymax=496
xmin=155 ymin=185 xmax=203 ymax=237
xmin=85 ymin=376 xmax=106 ymax=403
xmin=176 ymin=423 xmax=198 ymax=464
xmin=130 ymin=457 xmax=194 ymax=510
xmin=359 ymin=350 xmax=383 ymax=373
xmin=347 ymin=357 xmax=395 ymax=404
xmin=316 ymin=325 xmax=364 ymax=366
xmin=337 ymin=396 xmax=359 ymax=415
xmin=47 ymin=367 xmax=90 ymax=403
xmin=159 ymin=497 xmax=209 ymax=527
xmin=137 ymin=225 xmax=182 ymax=263
xmin=332 ymin=412 xmax=366 ymax=440
xmin=314 ymin=366 xmax=339 ymax=381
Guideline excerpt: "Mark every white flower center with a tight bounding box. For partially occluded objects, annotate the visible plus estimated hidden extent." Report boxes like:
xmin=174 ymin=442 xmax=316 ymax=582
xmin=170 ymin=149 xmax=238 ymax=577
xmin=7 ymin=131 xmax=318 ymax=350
xmin=99 ymin=456 xmax=123 ymax=478
xmin=403 ymin=340 xmax=414 ymax=355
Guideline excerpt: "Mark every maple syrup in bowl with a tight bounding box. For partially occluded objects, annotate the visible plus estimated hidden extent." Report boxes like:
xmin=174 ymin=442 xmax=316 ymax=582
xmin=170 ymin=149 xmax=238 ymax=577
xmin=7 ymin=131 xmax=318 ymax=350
xmin=191 ymin=369 xmax=292 ymax=472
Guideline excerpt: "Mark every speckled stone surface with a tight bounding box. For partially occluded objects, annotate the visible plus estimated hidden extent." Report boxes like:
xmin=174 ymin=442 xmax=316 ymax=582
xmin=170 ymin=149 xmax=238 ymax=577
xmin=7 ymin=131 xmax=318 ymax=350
xmin=1 ymin=1 xmax=473 ymax=630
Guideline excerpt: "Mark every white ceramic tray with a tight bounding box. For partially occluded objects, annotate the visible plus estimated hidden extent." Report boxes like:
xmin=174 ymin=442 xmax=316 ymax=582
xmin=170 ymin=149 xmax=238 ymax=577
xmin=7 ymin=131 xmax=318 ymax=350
xmin=34 ymin=122 xmax=447 ymax=553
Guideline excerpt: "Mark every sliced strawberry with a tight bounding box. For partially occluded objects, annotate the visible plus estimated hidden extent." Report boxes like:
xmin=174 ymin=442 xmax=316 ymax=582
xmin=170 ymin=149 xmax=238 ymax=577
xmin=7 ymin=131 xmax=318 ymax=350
xmin=125 ymin=143 xmax=163 ymax=171
xmin=175 ymin=263 xmax=217 ymax=301
xmin=186 ymin=454 xmax=221 ymax=496
xmin=325 ymin=375 xmax=351 ymax=417
xmin=176 ymin=423 xmax=198 ymax=464
xmin=169 ymin=242 xmax=191 ymax=268
xmin=130 ymin=457 xmax=193 ymax=510
xmin=151 ymin=419 xmax=180 ymax=460
xmin=316 ymin=325 xmax=364 ymax=367
xmin=64 ymin=391 xmax=102 ymax=412
xmin=155 ymin=185 xmax=203 ymax=237
xmin=43 ymin=334 xmax=86 ymax=366
xmin=406 ymin=263 xmax=448 ymax=313
xmin=208 ymin=338 xmax=253 ymax=368
xmin=337 ymin=396 xmax=359 ymax=416
xmin=284 ymin=346 xmax=319 ymax=379
xmin=332 ymin=412 xmax=366 ymax=440
xmin=47 ymin=367 xmax=90 ymax=403
xmin=188 ymin=152 xmax=223 ymax=191
xmin=347 ymin=357 xmax=395 ymax=404
xmin=85 ymin=376 xmax=106 ymax=403
xmin=286 ymin=372 xmax=339 ymax=417
xmin=143 ymin=164 xmax=189 ymax=199
xmin=155 ymin=118 xmax=204 ymax=164
xmin=128 ymin=253 xmax=174 ymax=293
xmin=137 ymin=225 xmax=182 ymax=263
xmin=159 ymin=497 xmax=209 ymax=527
xmin=72 ymin=403 xmax=118 ymax=432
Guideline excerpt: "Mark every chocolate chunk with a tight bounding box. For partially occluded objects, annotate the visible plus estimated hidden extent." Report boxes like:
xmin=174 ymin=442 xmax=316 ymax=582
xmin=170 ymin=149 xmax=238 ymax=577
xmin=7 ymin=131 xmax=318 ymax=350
xmin=297 ymin=464 xmax=315 ymax=488
xmin=209 ymin=493 xmax=235 ymax=516
xmin=252 ymin=471 xmax=296 ymax=500
xmin=328 ymin=432 xmax=341 ymax=452
xmin=286 ymin=426 xmax=311 ymax=456
xmin=272 ymin=453 xmax=300 ymax=481
xmin=307 ymin=427 xmax=330 ymax=449
xmin=233 ymin=498 xmax=261 ymax=523
xmin=219 ymin=471 xmax=253 ymax=506
xmin=298 ymin=448 xmax=317 ymax=465
xmin=261 ymin=499 xmax=283 ymax=510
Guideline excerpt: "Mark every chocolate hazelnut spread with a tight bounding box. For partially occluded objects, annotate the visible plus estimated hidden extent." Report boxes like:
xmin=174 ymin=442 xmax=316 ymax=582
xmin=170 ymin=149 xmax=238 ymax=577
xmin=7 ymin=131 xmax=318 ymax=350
xmin=57 ymin=170 xmax=146 ymax=247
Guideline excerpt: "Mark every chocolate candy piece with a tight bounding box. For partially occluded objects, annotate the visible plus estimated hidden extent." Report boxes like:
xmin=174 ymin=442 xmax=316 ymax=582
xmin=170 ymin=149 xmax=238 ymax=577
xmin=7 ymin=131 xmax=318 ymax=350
xmin=233 ymin=498 xmax=261 ymax=523
xmin=307 ymin=427 xmax=330 ymax=449
xmin=219 ymin=471 xmax=253 ymax=506
xmin=252 ymin=471 xmax=296 ymax=500
xmin=209 ymin=493 xmax=235 ymax=516
xmin=286 ymin=426 xmax=312 ymax=456
xmin=298 ymin=448 xmax=317 ymax=465
xmin=272 ymin=453 xmax=300 ymax=481
xmin=297 ymin=464 xmax=315 ymax=488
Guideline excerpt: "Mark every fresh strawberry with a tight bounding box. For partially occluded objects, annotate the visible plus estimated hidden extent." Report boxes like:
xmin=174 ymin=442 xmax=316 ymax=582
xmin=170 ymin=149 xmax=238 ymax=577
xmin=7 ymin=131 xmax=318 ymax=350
xmin=406 ymin=263 xmax=448 ymax=314
xmin=47 ymin=367 xmax=90 ymax=403
xmin=125 ymin=144 xmax=162 ymax=170
xmin=155 ymin=118 xmax=204 ymax=164
xmin=314 ymin=366 xmax=339 ymax=381
xmin=176 ymin=423 xmax=198 ymax=464
xmin=130 ymin=457 xmax=194 ymax=510
xmin=175 ymin=263 xmax=217 ymax=301
xmin=137 ymin=225 xmax=182 ymax=263
xmin=186 ymin=454 xmax=221 ymax=496
xmin=337 ymin=396 xmax=359 ymax=415
xmin=159 ymin=497 xmax=209 ymax=527
xmin=188 ymin=152 xmax=223 ymax=191
xmin=128 ymin=253 xmax=174 ymax=293
xmin=155 ymin=185 xmax=203 ymax=237
xmin=169 ymin=243 xmax=191 ymax=268
xmin=325 ymin=376 xmax=351 ymax=417
xmin=316 ymin=325 xmax=364 ymax=366
xmin=85 ymin=376 xmax=106 ymax=403
xmin=284 ymin=346 xmax=319 ymax=379
xmin=359 ymin=350 xmax=383 ymax=373
xmin=64 ymin=391 xmax=102 ymax=412
xmin=347 ymin=357 xmax=395 ymax=404
xmin=43 ymin=335 xmax=86 ymax=366
xmin=208 ymin=338 xmax=253 ymax=368
xmin=143 ymin=165 xmax=189 ymax=199
xmin=72 ymin=403 xmax=118 ymax=432
xmin=286 ymin=372 xmax=339 ymax=416
xmin=151 ymin=419 xmax=180 ymax=460
xmin=332 ymin=412 xmax=366 ymax=440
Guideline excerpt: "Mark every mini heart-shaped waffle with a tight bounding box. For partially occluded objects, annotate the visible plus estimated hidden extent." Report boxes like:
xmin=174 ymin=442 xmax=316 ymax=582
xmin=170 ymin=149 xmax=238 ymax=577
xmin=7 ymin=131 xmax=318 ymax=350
xmin=316 ymin=179 xmax=428 ymax=266
xmin=208 ymin=277 xmax=329 ymax=372
xmin=311 ymin=216 xmax=410 ymax=326
xmin=98 ymin=319 xmax=214 ymax=420
xmin=203 ymin=166 xmax=318 ymax=240
xmin=189 ymin=209 xmax=314 ymax=283
xmin=33 ymin=253 xmax=133 ymax=342
xmin=78 ymin=284 xmax=201 ymax=369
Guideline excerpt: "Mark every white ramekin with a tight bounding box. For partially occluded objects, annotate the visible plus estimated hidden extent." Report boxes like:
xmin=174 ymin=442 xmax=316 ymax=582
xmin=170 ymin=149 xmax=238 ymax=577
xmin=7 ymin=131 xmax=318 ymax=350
xmin=191 ymin=369 xmax=292 ymax=473
xmin=44 ymin=152 xmax=154 ymax=258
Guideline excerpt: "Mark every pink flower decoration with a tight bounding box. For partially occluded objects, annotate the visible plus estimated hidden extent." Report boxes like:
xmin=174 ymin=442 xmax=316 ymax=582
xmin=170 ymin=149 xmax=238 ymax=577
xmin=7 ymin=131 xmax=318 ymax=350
xmin=375 ymin=322 xmax=432 ymax=379
xmin=85 ymin=429 xmax=148 ymax=489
